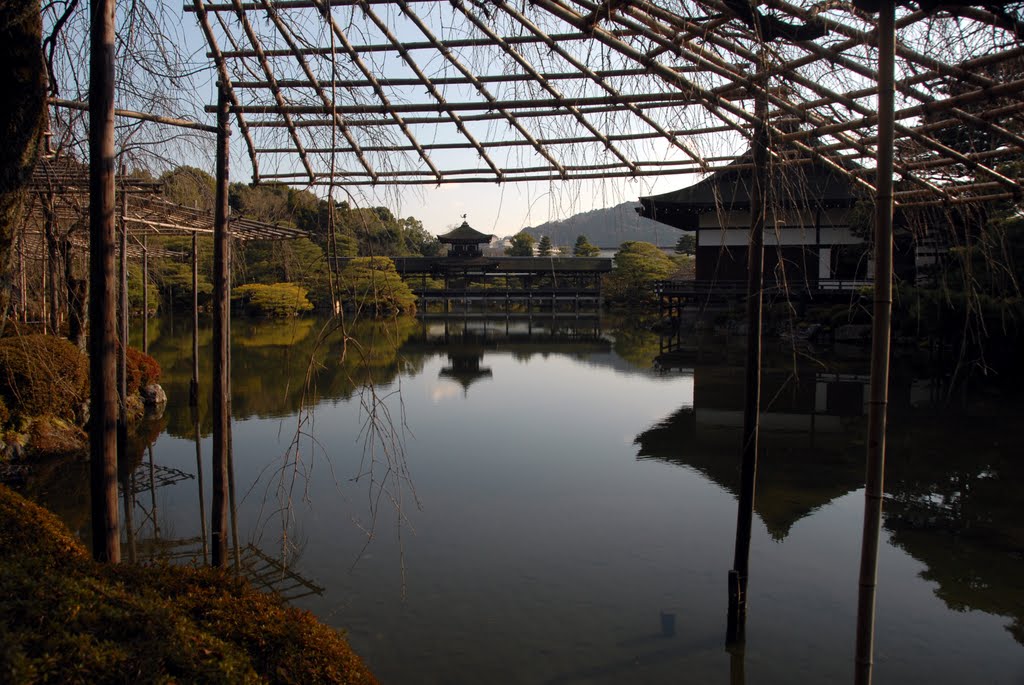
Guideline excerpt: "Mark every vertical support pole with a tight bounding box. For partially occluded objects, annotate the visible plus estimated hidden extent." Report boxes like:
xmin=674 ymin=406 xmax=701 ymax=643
xmin=45 ymin=194 xmax=61 ymax=334
xmin=41 ymin=239 xmax=48 ymax=332
xmin=193 ymin=404 xmax=209 ymax=565
xmin=142 ymin=234 xmax=149 ymax=355
xmin=728 ymin=57 xmax=769 ymax=646
xmin=88 ymin=0 xmax=120 ymax=564
xmin=118 ymin=167 xmax=129 ymax=461
xmin=121 ymin=468 xmax=136 ymax=563
xmin=211 ymin=84 xmax=231 ymax=568
xmin=228 ymin=236 xmax=241 ymax=572
xmin=148 ymin=445 xmax=159 ymax=539
xmin=18 ymin=233 xmax=27 ymax=323
xmin=855 ymin=2 xmax=895 ymax=683
xmin=190 ymin=232 xmax=199 ymax=407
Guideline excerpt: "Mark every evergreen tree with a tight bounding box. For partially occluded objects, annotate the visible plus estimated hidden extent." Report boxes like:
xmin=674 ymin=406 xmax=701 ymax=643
xmin=505 ymin=233 xmax=536 ymax=256
xmin=573 ymin=234 xmax=600 ymax=257
xmin=538 ymin=235 xmax=553 ymax=256
xmin=603 ymin=241 xmax=676 ymax=304
xmin=674 ymin=233 xmax=696 ymax=255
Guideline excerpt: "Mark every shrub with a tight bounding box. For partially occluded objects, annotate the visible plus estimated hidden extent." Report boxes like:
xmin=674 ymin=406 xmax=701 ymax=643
xmin=233 ymin=282 xmax=315 ymax=317
xmin=337 ymin=257 xmax=417 ymax=315
xmin=0 ymin=484 xmax=378 ymax=684
xmin=125 ymin=346 xmax=162 ymax=395
xmin=603 ymin=241 xmax=676 ymax=305
xmin=0 ymin=335 xmax=88 ymax=421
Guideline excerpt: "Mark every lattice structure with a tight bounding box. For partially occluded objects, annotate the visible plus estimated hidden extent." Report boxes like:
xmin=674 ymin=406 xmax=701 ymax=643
xmin=185 ymin=0 xmax=1023 ymax=206
xmin=26 ymin=154 xmax=310 ymax=242
xmin=239 ymin=543 xmax=326 ymax=600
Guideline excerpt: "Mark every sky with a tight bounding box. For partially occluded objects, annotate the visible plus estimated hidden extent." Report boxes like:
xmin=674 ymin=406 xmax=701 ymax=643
xmin=77 ymin=0 xmax=707 ymax=238
xmin=161 ymin=1 xmax=713 ymax=239
xmin=337 ymin=172 xmax=698 ymax=238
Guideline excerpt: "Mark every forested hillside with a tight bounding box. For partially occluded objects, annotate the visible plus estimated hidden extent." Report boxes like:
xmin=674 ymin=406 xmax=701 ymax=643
xmin=520 ymin=201 xmax=677 ymax=248
xmin=135 ymin=167 xmax=440 ymax=313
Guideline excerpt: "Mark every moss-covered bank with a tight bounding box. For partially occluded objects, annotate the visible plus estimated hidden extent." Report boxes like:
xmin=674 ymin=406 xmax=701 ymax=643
xmin=0 ymin=484 xmax=377 ymax=684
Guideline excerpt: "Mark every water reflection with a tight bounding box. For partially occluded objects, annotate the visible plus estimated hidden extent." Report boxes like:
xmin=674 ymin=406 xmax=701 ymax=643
xmin=30 ymin=316 xmax=1024 ymax=683
xmin=635 ymin=366 xmax=868 ymax=540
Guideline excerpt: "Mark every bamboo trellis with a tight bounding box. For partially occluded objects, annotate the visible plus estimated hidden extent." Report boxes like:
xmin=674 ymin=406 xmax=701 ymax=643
xmin=27 ymin=154 xmax=310 ymax=242
xmin=184 ymin=0 xmax=1023 ymax=205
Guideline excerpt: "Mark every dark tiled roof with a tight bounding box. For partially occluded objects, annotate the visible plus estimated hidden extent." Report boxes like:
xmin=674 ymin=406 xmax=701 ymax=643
xmin=638 ymin=153 xmax=863 ymax=230
xmin=438 ymin=221 xmax=494 ymax=243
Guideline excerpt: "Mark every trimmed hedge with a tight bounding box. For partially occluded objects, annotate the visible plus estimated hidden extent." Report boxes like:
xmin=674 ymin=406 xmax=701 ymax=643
xmin=0 ymin=335 xmax=88 ymax=422
xmin=0 ymin=484 xmax=378 ymax=684
xmin=125 ymin=346 xmax=162 ymax=396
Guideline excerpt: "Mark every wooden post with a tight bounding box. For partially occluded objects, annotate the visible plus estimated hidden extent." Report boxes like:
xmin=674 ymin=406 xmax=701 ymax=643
xmin=190 ymin=232 xmax=199 ymax=407
xmin=118 ymin=167 xmax=129 ymax=466
xmin=120 ymin=468 xmax=136 ymax=563
xmin=18 ymin=233 xmax=27 ymax=323
xmin=88 ymin=0 xmax=121 ymax=564
xmin=193 ymin=404 xmax=209 ymax=565
xmin=142 ymin=234 xmax=149 ymax=354
xmin=148 ymin=445 xmax=159 ymax=539
xmin=211 ymin=84 xmax=231 ymax=568
xmin=855 ymin=2 xmax=895 ymax=683
xmin=45 ymin=194 xmax=61 ymax=333
xmin=728 ymin=58 xmax=769 ymax=646
xmin=227 ymin=236 xmax=241 ymax=572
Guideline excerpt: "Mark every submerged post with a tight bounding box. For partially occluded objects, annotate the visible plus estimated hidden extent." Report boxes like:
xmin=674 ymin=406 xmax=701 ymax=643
xmin=190 ymin=231 xmax=199 ymax=407
xmin=88 ymin=0 xmax=120 ymax=563
xmin=728 ymin=60 xmax=769 ymax=646
xmin=211 ymin=83 xmax=231 ymax=567
xmin=142 ymin=234 xmax=149 ymax=354
xmin=118 ymin=166 xmax=128 ymax=467
xmin=855 ymin=1 xmax=896 ymax=683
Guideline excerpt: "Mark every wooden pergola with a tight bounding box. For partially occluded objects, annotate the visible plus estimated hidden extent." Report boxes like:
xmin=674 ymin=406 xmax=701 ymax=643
xmin=184 ymin=0 xmax=1024 ymax=205
xmin=79 ymin=0 xmax=1023 ymax=681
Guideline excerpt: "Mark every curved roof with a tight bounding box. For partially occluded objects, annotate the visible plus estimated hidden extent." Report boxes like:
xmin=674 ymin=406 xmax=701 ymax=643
xmin=638 ymin=152 xmax=862 ymax=229
xmin=437 ymin=221 xmax=494 ymax=244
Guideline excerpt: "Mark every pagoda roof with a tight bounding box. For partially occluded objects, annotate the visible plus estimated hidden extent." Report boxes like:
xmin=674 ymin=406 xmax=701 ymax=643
xmin=438 ymin=221 xmax=493 ymax=244
xmin=638 ymin=151 xmax=864 ymax=231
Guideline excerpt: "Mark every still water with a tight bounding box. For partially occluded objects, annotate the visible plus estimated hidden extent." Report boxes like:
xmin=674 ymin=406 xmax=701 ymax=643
xmin=42 ymin=315 xmax=1024 ymax=683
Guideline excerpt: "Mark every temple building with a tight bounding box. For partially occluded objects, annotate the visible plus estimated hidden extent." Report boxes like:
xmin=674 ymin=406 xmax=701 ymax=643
xmin=438 ymin=220 xmax=495 ymax=258
xmin=637 ymin=153 xmax=873 ymax=291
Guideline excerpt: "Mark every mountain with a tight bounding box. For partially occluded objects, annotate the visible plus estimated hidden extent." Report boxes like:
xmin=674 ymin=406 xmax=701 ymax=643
xmin=519 ymin=201 xmax=678 ymax=249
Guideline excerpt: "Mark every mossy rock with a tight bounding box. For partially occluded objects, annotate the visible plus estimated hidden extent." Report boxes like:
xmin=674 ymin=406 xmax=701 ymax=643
xmin=0 ymin=484 xmax=378 ymax=684
xmin=0 ymin=335 xmax=88 ymax=422
xmin=24 ymin=415 xmax=88 ymax=460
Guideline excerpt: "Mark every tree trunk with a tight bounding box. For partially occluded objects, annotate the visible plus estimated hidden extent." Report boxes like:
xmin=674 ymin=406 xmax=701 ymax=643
xmin=0 ymin=0 xmax=46 ymax=315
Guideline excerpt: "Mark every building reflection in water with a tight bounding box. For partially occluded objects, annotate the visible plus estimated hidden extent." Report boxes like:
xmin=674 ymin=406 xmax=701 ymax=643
xmin=638 ymin=345 xmax=1024 ymax=668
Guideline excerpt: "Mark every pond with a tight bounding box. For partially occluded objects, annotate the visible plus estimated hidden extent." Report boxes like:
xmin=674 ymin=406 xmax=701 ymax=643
xmin=36 ymin=314 xmax=1024 ymax=684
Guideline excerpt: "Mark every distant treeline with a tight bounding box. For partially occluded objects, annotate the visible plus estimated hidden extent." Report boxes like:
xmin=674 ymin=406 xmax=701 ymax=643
xmin=134 ymin=166 xmax=442 ymax=313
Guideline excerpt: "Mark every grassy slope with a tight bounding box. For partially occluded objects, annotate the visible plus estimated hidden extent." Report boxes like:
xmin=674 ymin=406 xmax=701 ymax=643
xmin=0 ymin=485 xmax=377 ymax=684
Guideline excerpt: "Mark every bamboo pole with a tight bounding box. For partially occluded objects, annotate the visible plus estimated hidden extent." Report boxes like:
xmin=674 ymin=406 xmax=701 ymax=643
xmin=142 ymin=235 xmax=149 ymax=354
xmin=193 ymin=404 xmax=209 ymax=565
xmin=45 ymin=195 xmax=61 ymax=333
xmin=18 ymin=234 xmax=27 ymax=323
xmin=88 ymin=0 xmax=121 ymax=564
xmin=121 ymin=469 xmax=136 ymax=563
xmin=148 ymin=445 xmax=159 ymax=539
xmin=227 ymin=237 xmax=240 ymax=572
xmin=211 ymin=84 xmax=231 ymax=568
xmin=190 ymin=232 xmax=199 ymax=407
xmin=727 ymin=58 xmax=768 ymax=647
xmin=118 ymin=168 xmax=129 ymax=472
xmin=48 ymin=97 xmax=218 ymax=133
xmin=855 ymin=1 xmax=895 ymax=683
